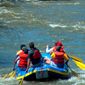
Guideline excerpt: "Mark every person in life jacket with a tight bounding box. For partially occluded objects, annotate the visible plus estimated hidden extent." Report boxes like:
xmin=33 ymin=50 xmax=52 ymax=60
xmin=26 ymin=42 xmax=42 ymax=71
xmin=51 ymin=46 xmax=69 ymax=68
xmin=46 ymin=40 xmax=64 ymax=54
xmin=15 ymin=47 xmax=29 ymax=71
xmin=13 ymin=44 xmax=29 ymax=70
xmin=45 ymin=41 xmax=64 ymax=65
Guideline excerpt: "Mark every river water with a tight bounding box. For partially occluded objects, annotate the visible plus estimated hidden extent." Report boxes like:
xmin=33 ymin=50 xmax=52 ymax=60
xmin=0 ymin=0 xmax=85 ymax=85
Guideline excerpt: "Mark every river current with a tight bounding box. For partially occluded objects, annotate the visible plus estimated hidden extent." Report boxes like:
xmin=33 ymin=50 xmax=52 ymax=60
xmin=0 ymin=0 xmax=85 ymax=85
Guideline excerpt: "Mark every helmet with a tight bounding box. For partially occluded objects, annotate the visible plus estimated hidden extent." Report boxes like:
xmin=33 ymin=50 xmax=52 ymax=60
xmin=55 ymin=41 xmax=63 ymax=46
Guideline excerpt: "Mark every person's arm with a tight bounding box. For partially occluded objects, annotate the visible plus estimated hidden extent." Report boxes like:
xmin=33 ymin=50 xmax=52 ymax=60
xmin=64 ymin=53 xmax=69 ymax=65
xmin=14 ymin=50 xmax=21 ymax=64
xmin=13 ymin=55 xmax=19 ymax=70
xmin=44 ymin=58 xmax=51 ymax=64
xmin=46 ymin=45 xmax=53 ymax=53
xmin=64 ymin=53 xmax=69 ymax=60
xmin=26 ymin=58 xmax=30 ymax=72
xmin=26 ymin=50 xmax=33 ymax=72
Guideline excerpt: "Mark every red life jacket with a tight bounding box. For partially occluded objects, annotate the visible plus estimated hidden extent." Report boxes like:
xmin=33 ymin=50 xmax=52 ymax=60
xmin=30 ymin=49 xmax=41 ymax=65
xmin=52 ymin=51 xmax=64 ymax=64
xmin=18 ymin=51 xmax=28 ymax=68
xmin=33 ymin=49 xmax=41 ymax=59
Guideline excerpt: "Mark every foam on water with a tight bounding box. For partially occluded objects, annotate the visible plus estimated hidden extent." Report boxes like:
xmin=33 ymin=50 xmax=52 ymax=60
xmin=49 ymin=23 xmax=67 ymax=28
xmin=49 ymin=22 xmax=85 ymax=31
xmin=0 ymin=77 xmax=18 ymax=85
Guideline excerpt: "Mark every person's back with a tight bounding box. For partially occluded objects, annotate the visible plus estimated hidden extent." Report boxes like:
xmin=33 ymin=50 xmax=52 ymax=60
xmin=52 ymin=46 xmax=69 ymax=68
xmin=28 ymin=42 xmax=42 ymax=66
xmin=18 ymin=48 xmax=29 ymax=68
xmin=29 ymin=48 xmax=41 ymax=65
xmin=13 ymin=44 xmax=29 ymax=70
xmin=52 ymin=51 xmax=64 ymax=68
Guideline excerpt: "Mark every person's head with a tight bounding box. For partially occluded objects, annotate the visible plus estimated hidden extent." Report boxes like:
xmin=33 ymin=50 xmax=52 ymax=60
xmin=22 ymin=48 xmax=28 ymax=54
xmin=56 ymin=46 xmax=62 ymax=51
xmin=56 ymin=46 xmax=64 ymax=52
xmin=29 ymin=42 xmax=35 ymax=49
xmin=20 ymin=44 xmax=27 ymax=50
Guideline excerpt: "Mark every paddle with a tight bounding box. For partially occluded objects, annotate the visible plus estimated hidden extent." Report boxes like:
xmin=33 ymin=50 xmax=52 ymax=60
xmin=63 ymin=54 xmax=79 ymax=78
xmin=68 ymin=55 xmax=85 ymax=70
xmin=66 ymin=64 xmax=79 ymax=78
xmin=65 ymin=61 xmax=78 ymax=78
xmin=73 ymin=60 xmax=85 ymax=70
xmin=69 ymin=55 xmax=83 ymax=63
xmin=2 ymin=71 xmax=15 ymax=79
xmin=19 ymin=77 xmax=24 ymax=85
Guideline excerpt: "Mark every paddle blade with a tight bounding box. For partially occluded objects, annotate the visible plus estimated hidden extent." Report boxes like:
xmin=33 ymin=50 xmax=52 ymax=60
xmin=9 ymin=71 xmax=16 ymax=78
xmin=73 ymin=60 xmax=85 ymax=70
xmin=70 ymin=55 xmax=83 ymax=62
xmin=19 ymin=77 xmax=24 ymax=85
xmin=2 ymin=71 xmax=15 ymax=79
xmin=2 ymin=74 xmax=8 ymax=79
